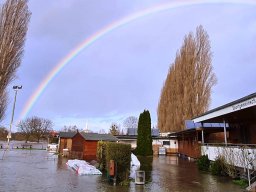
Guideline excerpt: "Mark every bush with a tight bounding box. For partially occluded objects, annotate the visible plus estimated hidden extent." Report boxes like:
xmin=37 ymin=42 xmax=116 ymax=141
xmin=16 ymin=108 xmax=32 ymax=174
xmin=105 ymin=142 xmax=131 ymax=182
xmin=233 ymin=179 xmax=248 ymax=188
xmin=210 ymin=156 xmax=226 ymax=176
xmin=97 ymin=142 xmax=131 ymax=183
xmin=197 ymin=155 xmax=210 ymax=171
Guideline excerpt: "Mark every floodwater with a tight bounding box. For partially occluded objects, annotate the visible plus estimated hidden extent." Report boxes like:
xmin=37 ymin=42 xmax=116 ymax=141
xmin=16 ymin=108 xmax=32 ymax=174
xmin=0 ymin=149 xmax=244 ymax=192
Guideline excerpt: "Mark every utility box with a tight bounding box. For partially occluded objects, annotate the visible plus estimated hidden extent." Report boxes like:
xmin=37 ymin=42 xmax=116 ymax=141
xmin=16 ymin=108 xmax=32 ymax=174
xmin=109 ymin=160 xmax=115 ymax=176
xmin=158 ymin=147 xmax=166 ymax=155
xmin=135 ymin=170 xmax=145 ymax=185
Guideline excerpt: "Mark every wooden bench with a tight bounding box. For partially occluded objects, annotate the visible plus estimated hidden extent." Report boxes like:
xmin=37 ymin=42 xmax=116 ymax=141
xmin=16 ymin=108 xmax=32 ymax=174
xmin=21 ymin=144 xmax=32 ymax=149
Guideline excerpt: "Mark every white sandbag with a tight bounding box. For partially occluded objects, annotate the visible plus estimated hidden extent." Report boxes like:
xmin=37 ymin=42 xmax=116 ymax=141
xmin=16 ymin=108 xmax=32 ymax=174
xmin=77 ymin=164 xmax=102 ymax=175
xmin=130 ymin=153 xmax=140 ymax=178
xmin=66 ymin=159 xmax=102 ymax=175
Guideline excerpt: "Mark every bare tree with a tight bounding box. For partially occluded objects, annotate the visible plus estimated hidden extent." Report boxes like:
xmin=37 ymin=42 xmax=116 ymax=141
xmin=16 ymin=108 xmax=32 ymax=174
xmin=123 ymin=116 xmax=138 ymax=129
xmin=0 ymin=0 xmax=31 ymax=122
xmin=17 ymin=118 xmax=33 ymax=143
xmin=109 ymin=123 xmax=120 ymax=135
xmin=18 ymin=116 xmax=53 ymax=143
xmin=158 ymin=26 xmax=217 ymax=132
xmin=31 ymin=117 xmax=53 ymax=142
xmin=61 ymin=125 xmax=79 ymax=132
xmin=98 ymin=129 xmax=106 ymax=134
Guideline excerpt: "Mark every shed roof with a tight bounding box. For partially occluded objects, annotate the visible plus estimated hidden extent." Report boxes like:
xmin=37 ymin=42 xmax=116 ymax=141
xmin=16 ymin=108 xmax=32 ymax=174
xmin=59 ymin=132 xmax=76 ymax=138
xmin=80 ymin=132 xmax=118 ymax=141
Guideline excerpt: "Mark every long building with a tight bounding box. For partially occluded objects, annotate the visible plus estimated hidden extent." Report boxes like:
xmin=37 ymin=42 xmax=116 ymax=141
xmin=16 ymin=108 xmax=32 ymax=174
xmin=171 ymin=92 xmax=256 ymax=163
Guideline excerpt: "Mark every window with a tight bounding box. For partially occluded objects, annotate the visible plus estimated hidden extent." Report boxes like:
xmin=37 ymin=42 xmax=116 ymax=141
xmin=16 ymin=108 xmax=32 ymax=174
xmin=163 ymin=141 xmax=170 ymax=146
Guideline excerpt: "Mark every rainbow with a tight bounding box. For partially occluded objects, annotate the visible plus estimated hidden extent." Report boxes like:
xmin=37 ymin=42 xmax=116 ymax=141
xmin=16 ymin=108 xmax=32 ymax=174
xmin=19 ymin=0 xmax=256 ymax=120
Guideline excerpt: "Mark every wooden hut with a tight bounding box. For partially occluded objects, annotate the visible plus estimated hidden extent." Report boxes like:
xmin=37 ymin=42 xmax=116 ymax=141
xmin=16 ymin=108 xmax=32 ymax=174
xmin=59 ymin=131 xmax=118 ymax=161
xmin=58 ymin=132 xmax=76 ymax=155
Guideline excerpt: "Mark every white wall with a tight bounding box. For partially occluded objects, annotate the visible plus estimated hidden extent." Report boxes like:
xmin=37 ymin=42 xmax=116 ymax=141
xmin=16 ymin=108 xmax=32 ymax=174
xmin=119 ymin=138 xmax=178 ymax=149
xmin=202 ymin=145 xmax=256 ymax=169
xmin=118 ymin=140 xmax=137 ymax=148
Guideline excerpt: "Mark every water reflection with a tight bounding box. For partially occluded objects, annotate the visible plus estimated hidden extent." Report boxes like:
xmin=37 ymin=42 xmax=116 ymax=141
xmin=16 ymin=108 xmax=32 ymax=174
xmin=0 ymin=150 xmax=244 ymax=192
xmin=138 ymin=156 xmax=153 ymax=182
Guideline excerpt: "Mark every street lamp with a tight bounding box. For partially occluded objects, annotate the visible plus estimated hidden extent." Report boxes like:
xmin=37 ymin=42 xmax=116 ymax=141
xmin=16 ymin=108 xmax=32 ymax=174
xmin=7 ymin=85 xmax=22 ymax=149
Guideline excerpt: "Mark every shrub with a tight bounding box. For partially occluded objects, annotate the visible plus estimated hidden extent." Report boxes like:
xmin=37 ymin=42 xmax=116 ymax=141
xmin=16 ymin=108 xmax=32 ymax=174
xmin=210 ymin=156 xmax=226 ymax=176
xmin=98 ymin=142 xmax=131 ymax=183
xmin=197 ymin=155 xmax=210 ymax=171
xmin=105 ymin=142 xmax=131 ymax=182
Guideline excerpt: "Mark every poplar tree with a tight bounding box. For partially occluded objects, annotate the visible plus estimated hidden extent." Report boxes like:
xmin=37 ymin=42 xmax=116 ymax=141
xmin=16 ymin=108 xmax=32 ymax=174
xmin=136 ymin=110 xmax=152 ymax=156
xmin=158 ymin=26 xmax=217 ymax=132
xmin=0 ymin=0 xmax=31 ymax=122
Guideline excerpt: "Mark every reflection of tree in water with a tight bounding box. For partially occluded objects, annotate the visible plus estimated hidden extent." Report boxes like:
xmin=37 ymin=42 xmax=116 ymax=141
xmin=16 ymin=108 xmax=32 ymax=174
xmin=138 ymin=156 xmax=153 ymax=182
xmin=57 ymin=157 xmax=68 ymax=170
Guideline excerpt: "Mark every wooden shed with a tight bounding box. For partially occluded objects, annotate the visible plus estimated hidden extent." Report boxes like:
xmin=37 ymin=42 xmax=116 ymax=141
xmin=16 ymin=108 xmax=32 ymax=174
xmin=59 ymin=131 xmax=118 ymax=161
xmin=58 ymin=132 xmax=76 ymax=155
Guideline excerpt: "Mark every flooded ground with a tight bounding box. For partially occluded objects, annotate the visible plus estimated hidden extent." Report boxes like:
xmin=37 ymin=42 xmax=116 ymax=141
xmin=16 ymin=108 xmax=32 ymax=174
xmin=0 ymin=149 xmax=244 ymax=192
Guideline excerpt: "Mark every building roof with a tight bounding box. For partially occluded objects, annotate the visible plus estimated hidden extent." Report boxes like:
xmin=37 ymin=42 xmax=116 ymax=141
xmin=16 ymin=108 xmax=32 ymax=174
xmin=116 ymin=135 xmax=176 ymax=140
xmin=193 ymin=92 xmax=256 ymax=123
xmin=59 ymin=132 xmax=77 ymax=138
xmin=59 ymin=131 xmax=118 ymax=141
xmin=127 ymin=128 xmax=160 ymax=136
xmin=152 ymin=128 xmax=160 ymax=136
xmin=116 ymin=135 xmax=137 ymax=140
xmin=80 ymin=132 xmax=118 ymax=141
xmin=127 ymin=128 xmax=137 ymax=136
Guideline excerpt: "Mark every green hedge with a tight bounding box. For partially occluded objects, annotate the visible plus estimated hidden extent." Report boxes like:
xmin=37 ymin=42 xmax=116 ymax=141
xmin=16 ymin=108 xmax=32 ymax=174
xmin=97 ymin=142 xmax=131 ymax=183
xmin=96 ymin=141 xmax=107 ymax=171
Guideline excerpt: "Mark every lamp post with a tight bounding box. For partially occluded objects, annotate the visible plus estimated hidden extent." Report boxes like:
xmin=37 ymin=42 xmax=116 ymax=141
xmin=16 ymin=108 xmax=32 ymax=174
xmin=7 ymin=85 xmax=22 ymax=149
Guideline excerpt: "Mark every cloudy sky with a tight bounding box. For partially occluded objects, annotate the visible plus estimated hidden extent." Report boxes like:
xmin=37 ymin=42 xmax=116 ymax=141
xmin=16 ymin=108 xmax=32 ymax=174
xmin=2 ymin=0 xmax=256 ymax=132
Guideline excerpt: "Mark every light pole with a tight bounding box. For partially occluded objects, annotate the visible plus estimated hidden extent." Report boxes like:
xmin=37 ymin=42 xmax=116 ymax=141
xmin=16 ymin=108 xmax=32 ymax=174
xmin=7 ymin=85 xmax=22 ymax=149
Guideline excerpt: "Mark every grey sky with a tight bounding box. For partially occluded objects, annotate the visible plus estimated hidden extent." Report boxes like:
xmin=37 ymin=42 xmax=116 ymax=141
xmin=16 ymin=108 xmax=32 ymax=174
xmin=2 ymin=1 xmax=256 ymax=132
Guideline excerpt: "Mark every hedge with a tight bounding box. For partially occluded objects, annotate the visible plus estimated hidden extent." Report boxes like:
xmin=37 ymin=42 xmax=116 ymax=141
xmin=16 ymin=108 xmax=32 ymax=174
xmin=97 ymin=142 xmax=131 ymax=183
xmin=96 ymin=141 xmax=107 ymax=171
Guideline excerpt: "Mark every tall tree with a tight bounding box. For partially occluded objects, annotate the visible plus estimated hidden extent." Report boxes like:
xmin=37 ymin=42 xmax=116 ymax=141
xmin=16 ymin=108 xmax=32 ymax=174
xmin=0 ymin=92 xmax=7 ymax=121
xmin=158 ymin=26 xmax=217 ymax=132
xmin=0 ymin=0 xmax=30 ymax=122
xmin=136 ymin=110 xmax=152 ymax=156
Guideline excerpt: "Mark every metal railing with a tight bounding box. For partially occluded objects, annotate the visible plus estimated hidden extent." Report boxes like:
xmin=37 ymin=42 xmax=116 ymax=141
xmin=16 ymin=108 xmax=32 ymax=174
xmin=202 ymin=143 xmax=256 ymax=148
